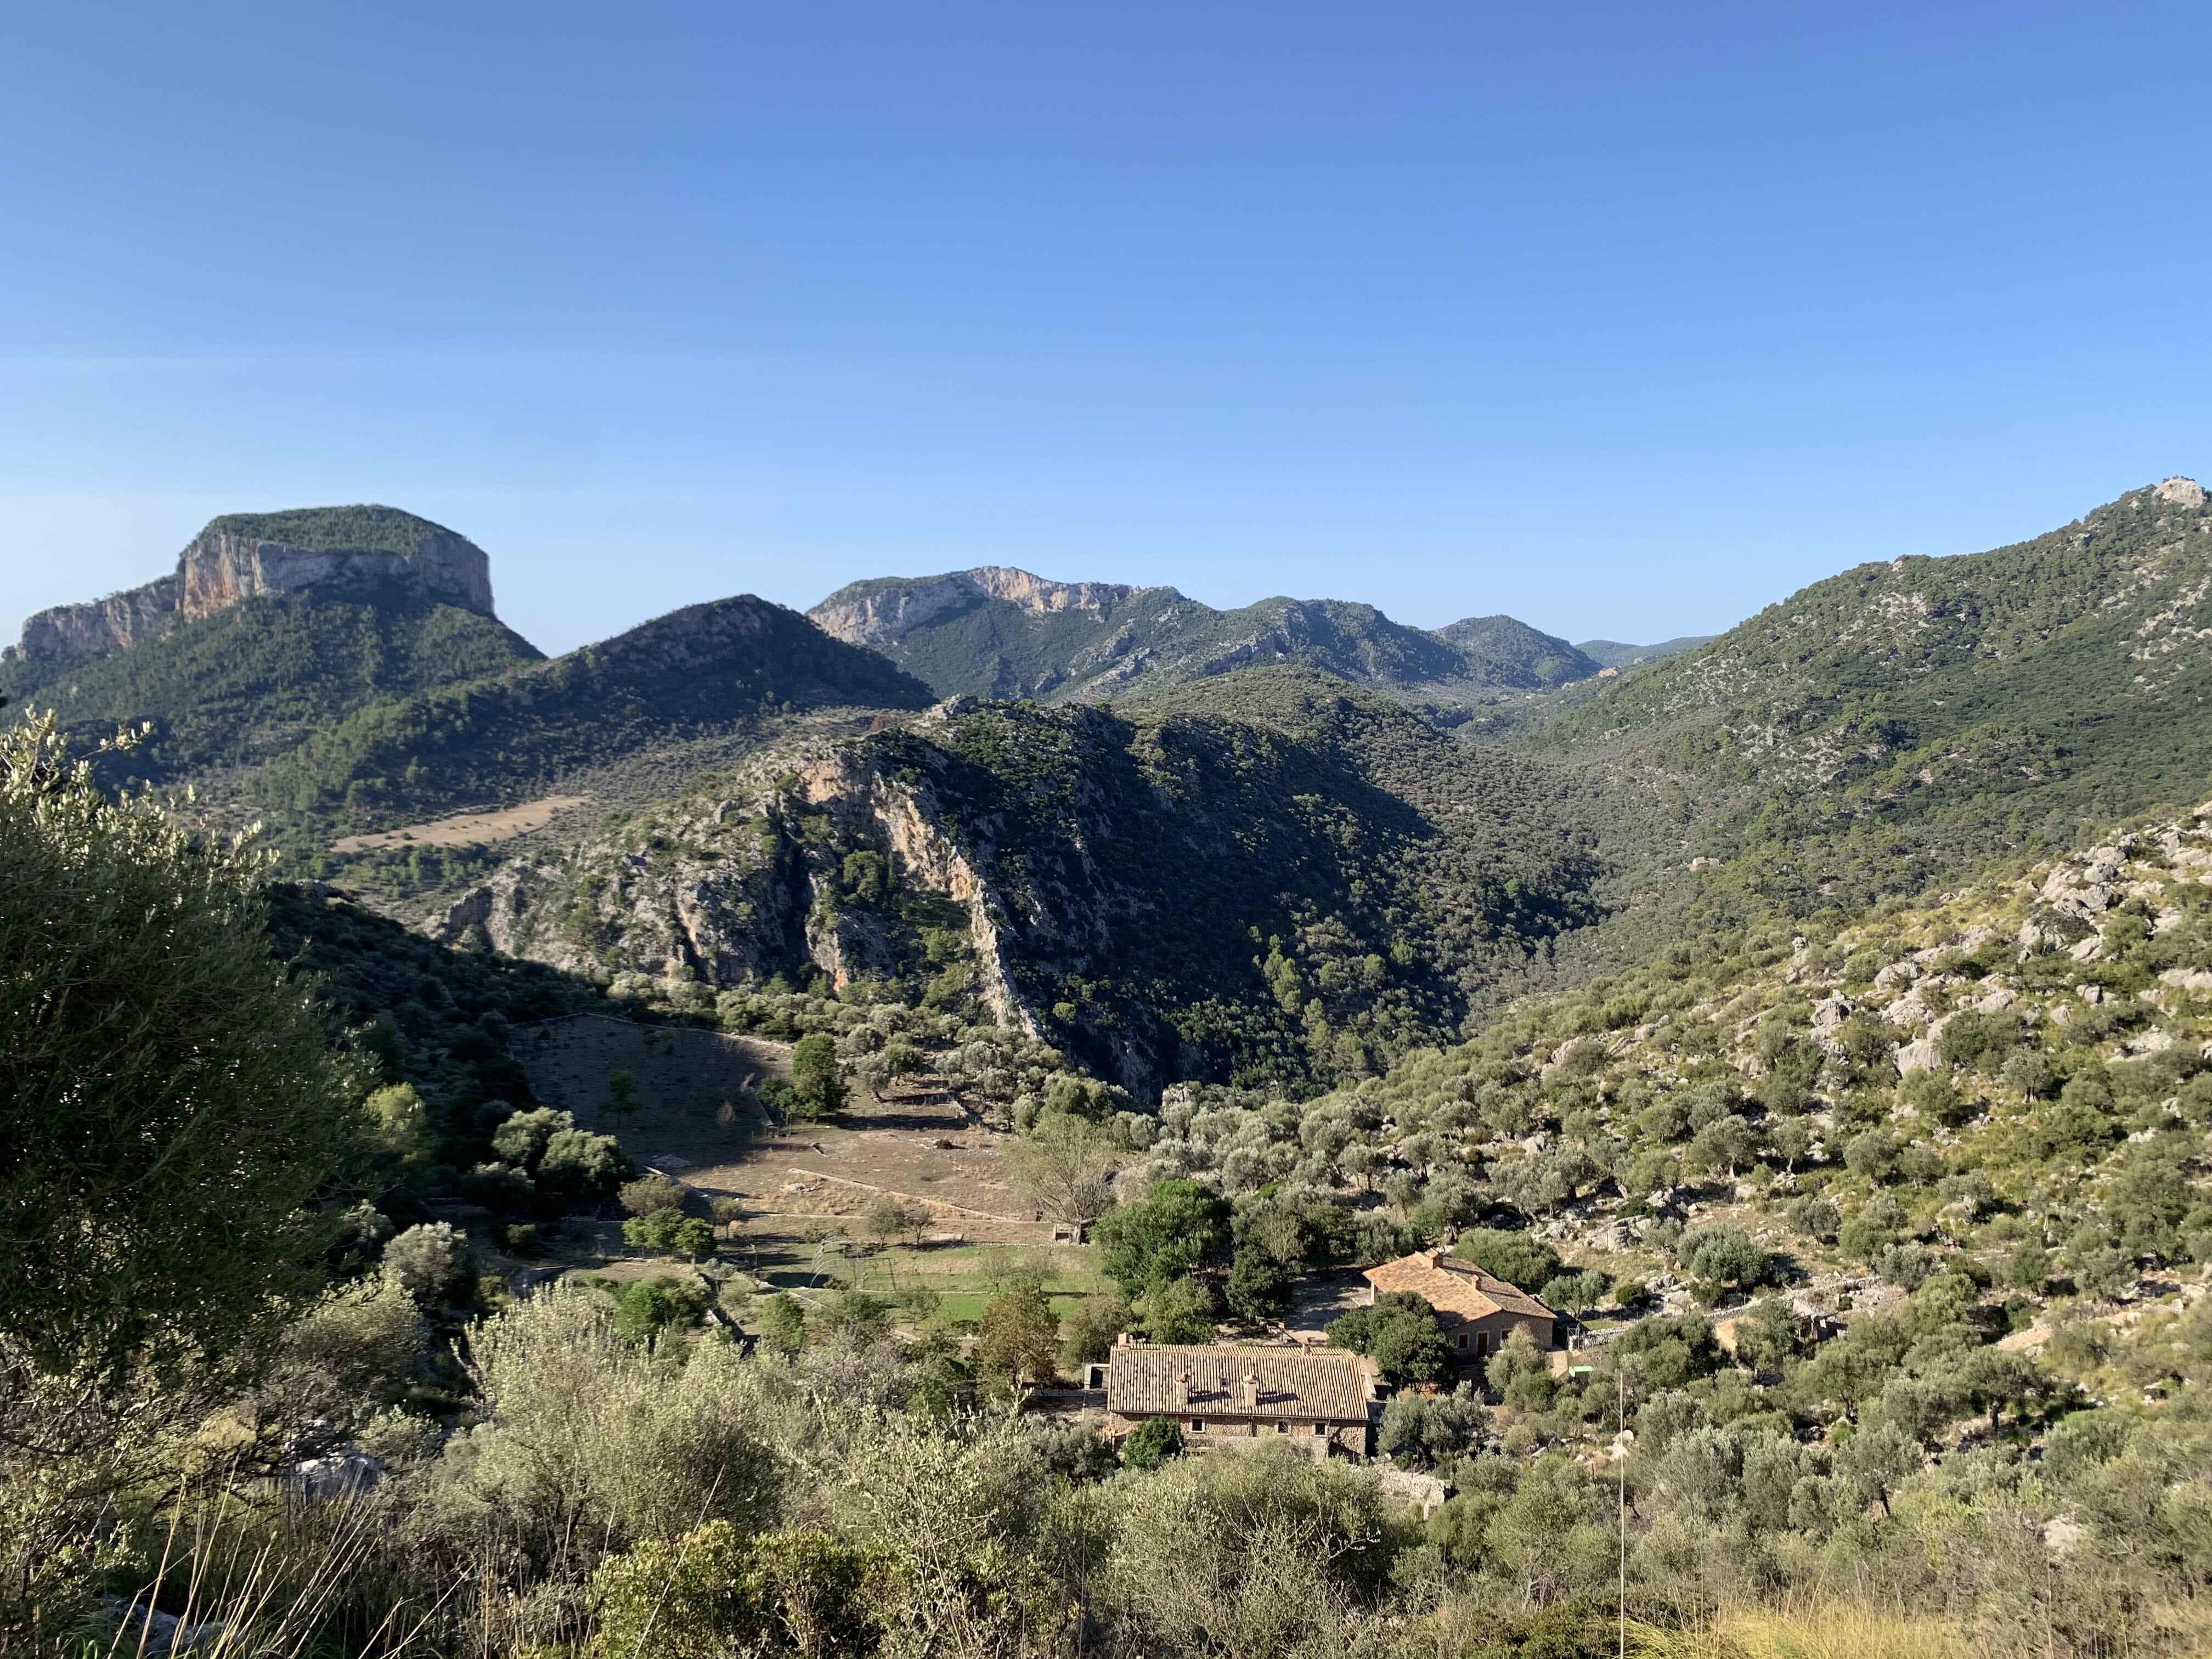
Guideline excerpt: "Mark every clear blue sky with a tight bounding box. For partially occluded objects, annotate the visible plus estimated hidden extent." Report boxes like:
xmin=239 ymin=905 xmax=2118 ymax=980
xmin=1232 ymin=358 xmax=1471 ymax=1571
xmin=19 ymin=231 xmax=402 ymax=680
xmin=2 ymin=3 xmax=2208 ymax=656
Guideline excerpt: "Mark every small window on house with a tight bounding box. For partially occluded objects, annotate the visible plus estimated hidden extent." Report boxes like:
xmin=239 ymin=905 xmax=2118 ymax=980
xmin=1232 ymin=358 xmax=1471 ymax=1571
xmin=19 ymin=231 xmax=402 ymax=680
xmin=1276 ymin=1421 xmax=1289 ymax=1434
xmin=1312 ymin=1423 xmax=1327 ymax=1435
xmin=1189 ymin=1419 xmax=1204 ymax=1434
xmin=1455 ymin=1333 xmax=1467 ymax=1348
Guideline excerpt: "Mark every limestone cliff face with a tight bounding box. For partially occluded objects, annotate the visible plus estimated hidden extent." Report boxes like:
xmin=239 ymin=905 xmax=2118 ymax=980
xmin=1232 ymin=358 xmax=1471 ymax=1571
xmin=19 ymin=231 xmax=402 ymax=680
xmin=12 ymin=574 xmax=185 ymax=662
xmin=7 ymin=513 xmax=496 ymax=665
xmin=425 ymin=716 xmax=1041 ymax=1035
xmin=809 ymin=566 xmax=1150 ymax=647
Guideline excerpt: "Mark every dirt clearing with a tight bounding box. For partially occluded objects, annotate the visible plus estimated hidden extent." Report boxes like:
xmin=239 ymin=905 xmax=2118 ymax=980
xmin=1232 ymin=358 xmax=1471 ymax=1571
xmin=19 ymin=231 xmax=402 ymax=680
xmin=515 ymin=1013 xmax=788 ymax=1170
xmin=332 ymin=794 xmax=589 ymax=852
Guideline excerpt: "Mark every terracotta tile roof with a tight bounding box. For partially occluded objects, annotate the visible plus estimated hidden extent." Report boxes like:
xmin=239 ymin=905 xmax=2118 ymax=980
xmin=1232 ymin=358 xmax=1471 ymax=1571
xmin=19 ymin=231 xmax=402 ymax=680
xmin=1363 ymin=1250 xmax=1556 ymax=1322
xmin=1104 ymin=1344 xmax=1374 ymax=1421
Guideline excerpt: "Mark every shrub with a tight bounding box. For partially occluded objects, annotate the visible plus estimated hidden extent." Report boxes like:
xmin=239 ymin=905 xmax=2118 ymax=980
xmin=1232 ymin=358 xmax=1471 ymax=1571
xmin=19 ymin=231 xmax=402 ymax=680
xmin=1677 ymin=1223 xmax=1771 ymax=1297
xmin=383 ymin=1221 xmax=474 ymax=1308
xmin=757 ymin=1291 xmax=806 ymax=1357
xmin=613 ymin=1274 xmax=708 ymax=1342
xmin=1328 ymin=1291 xmax=1455 ymax=1386
xmin=620 ymin=1173 xmax=686 ymax=1217
xmin=1225 ymin=1246 xmax=1293 ymax=1323
xmin=1454 ymin=1228 xmax=1562 ymax=1293
xmin=789 ymin=1032 xmax=847 ymax=1119
xmin=1142 ymin=1276 xmax=1220 ymax=1345
xmin=1784 ymin=1195 xmax=1840 ymax=1240
xmin=1094 ymin=1180 xmax=1231 ymax=1296
xmin=1 ymin=715 xmax=361 ymax=1406
xmin=1122 ymin=1416 xmax=1183 ymax=1470
xmin=1378 ymin=1384 xmax=1488 ymax=1470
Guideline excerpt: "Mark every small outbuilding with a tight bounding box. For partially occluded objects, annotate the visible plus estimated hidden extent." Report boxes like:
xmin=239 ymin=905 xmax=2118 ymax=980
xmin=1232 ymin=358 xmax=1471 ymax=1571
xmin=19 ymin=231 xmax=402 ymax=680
xmin=1362 ymin=1249 xmax=1556 ymax=1363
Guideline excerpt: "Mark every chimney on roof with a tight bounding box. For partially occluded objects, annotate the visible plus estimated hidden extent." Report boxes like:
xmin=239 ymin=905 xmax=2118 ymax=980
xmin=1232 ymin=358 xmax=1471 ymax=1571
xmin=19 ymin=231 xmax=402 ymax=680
xmin=1173 ymin=1372 xmax=1190 ymax=1408
xmin=1241 ymin=1371 xmax=1259 ymax=1409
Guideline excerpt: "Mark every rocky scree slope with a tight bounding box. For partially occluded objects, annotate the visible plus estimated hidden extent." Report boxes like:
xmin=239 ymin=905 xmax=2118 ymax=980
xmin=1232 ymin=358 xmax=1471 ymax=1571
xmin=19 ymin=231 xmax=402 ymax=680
xmin=425 ymin=669 xmax=1609 ymax=1098
xmin=1527 ymin=477 xmax=2212 ymax=915
xmin=1333 ymin=802 xmax=2212 ymax=1318
xmin=809 ymin=565 xmax=1601 ymax=704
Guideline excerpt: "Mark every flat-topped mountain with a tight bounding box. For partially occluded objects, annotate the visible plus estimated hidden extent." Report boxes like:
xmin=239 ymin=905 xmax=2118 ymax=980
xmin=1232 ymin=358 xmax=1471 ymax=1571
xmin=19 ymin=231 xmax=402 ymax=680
xmin=807 ymin=565 xmax=1601 ymax=703
xmin=7 ymin=505 xmax=496 ymax=667
xmin=1 ymin=506 xmax=536 ymax=780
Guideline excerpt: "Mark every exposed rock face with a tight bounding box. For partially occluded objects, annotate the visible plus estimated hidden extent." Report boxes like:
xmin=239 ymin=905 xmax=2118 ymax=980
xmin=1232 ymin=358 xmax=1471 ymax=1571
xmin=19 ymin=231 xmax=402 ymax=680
xmin=809 ymin=567 xmax=1150 ymax=647
xmin=2153 ymin=476 xmax=2207 ymax=508
xmin=13 ymin=573 xmax=185 ymax=662
xmin=7 ymin=514 xmax=495 ymax=665
xmin=426 ymin=715 xmax=1041 ymax=1037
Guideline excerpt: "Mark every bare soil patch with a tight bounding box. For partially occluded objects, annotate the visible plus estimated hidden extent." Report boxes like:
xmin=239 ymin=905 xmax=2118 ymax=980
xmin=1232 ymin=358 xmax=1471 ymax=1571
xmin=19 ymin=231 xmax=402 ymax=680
xmin=514 ymin=1013 xmax=788 ymax=1170
xmin=691 ymin=1086 xmax=1038 ymax=1227
xmin=515 ymin=1019 xmax=1060 ymax=1241
xmin=332 ymin=794 xmax=590 ymax=853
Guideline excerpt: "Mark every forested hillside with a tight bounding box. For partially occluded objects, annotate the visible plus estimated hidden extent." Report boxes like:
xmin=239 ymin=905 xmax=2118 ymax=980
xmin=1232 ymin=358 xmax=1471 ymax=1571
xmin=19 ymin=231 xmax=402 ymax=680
xmin=1530 ymin=477 xmax=2212 ymax=913
xmin=14 ymin=482 xmax=2212 ymax=1659
xmin=1074 ymin=796 xmax=2212 ymax=1655
xmin=0 ymin=589 xmax=543 ymax=781
xmin=252 ymin=595 xmax=936 ymax=836
xmin=431 ymin=669 xmax=1607 ymax=1097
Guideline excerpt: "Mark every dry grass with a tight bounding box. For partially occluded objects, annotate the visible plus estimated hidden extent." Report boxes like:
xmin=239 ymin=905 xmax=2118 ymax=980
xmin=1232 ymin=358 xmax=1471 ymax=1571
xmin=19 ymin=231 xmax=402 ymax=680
xmin=1633 ymin=1596 xmax=2212 ymax=1659
xmin=1632 ymin=1602 xmax=1982 ymax=1659
xmin=330 ymin=795 xmax=589 ymax=853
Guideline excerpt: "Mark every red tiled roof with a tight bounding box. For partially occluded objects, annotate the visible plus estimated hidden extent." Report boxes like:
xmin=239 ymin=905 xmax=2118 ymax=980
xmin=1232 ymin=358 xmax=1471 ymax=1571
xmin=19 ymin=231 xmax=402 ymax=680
xmin=1104 ymin=1344 xmax=1373 ymax=1421
xmin=1363 ymin=1250 xmax=1555 ymax=1322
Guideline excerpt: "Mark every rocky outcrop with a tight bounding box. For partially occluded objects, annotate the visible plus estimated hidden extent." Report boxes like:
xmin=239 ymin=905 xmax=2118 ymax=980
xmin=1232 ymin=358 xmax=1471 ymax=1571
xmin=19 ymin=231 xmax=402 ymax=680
xmin=425 ymin=719 xmax=1043 ymax=1036
xmin=809 ymin=567 xmax=1152 ymax=647
xmin=12 ymin=573 xmax=184 ymax=661
xmin=7 ymin=512 xmax=495 ymax=665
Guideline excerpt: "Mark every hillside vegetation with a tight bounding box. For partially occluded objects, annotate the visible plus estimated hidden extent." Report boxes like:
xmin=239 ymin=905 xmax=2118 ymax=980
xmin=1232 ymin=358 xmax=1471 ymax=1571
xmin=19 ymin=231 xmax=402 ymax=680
xmin=432 ymin=669 xmax=1607 ymax=1098
xmin=14 ymin=481 xmax=2212 ymax=1659
xmin=252 ymin=595 xmax=936 ymax=837
xmin=199 ymin=503 xmax=471 ymax=557
xmin=0 ymin=589 xmax=543 ymax=781
xmin=1533 ymin=478 xmax=2212 ymax=913
xmin=1096 ymin=798 xmax=2212 ymax=1652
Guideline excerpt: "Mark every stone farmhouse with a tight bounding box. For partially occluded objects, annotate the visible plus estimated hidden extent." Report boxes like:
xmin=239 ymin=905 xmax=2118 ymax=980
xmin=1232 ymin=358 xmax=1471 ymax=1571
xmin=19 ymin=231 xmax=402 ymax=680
xmin=1362 ymin=1250 xmax=1556 ymax=1363
xmin=1091 ymin=1340 xmax=1378 ymax=1459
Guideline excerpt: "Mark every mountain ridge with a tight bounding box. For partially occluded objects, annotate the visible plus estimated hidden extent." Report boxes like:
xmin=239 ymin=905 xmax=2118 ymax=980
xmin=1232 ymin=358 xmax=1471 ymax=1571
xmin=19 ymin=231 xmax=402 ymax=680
xmin=807 ymin=563 xmax=1602 ymax=704
xmin=254 ymin=593 xmax=938 ymax=837
xmin=1530 ymin=474 xmax=2212 ymax=914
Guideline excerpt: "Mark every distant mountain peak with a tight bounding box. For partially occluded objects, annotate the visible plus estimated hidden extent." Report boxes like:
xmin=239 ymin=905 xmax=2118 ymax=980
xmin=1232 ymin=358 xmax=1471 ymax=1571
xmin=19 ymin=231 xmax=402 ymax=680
xmin=6 ymin=504 xmax=495 ymax=667
xmin=809 ymin=567 xmax=1594 ymax=704
xmin=810 ymin=566 xmax=1160 ymax=648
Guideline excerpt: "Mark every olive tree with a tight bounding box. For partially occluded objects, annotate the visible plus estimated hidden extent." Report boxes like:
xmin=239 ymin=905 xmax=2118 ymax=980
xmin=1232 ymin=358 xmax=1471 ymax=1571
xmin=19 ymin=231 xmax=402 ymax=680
xmin=0 ymin=718 xmax=363 ymax=1639
xmin=1002 ymin=1111 xmax=1120 ymax=1223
